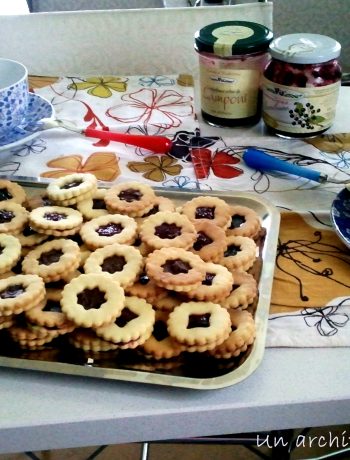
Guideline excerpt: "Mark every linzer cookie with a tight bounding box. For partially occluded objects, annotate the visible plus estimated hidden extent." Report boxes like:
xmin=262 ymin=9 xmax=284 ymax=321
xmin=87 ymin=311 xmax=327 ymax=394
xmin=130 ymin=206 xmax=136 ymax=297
xmin=29 ymin=206 xmax=83 ymax=235
xmin=221 ymin=235 xmax=257 ymax=271
xmin=140 ymin=211 xmax=196 ymax=250
xmin=189 ymin=220 xmax=227 ymax=262
xmin=22 ymin=239 xmax=81 ymax=282
xmin=221 ymin=270 xmax=258 ymax=310
xmin=145 ymin=247 xmax=207 ymax=292
xmin=84 ymin=243 xmax=143 ymax=288
xmin=125 ymin=271 xmax=168 ymax=304
xmin=0 ymin=202 xmax=28 ymax=234
xmin=226 ymin=205 xmax=261 ymax=239
xmin=46 ymin=173 xmax=97 ymax=203
xmin=135 ymin=196 xmax=176 ymax=224
xmin=94 ymin=296 xmax=155 ymax=349
xmin=69 ymin=328 xmax=119 ymax=352
xmin=80 ymin=214 xmax=137 ymax=249
xmin=25 ymin=294 xmax=76 ymax=331
xmin=0 ymin=274 xmax=45 ymax=316
xmin=16 ymin=224 xmax=48 ymax=248
xmin=0 ymin=234 xmax=21 ymax=274
xmin=76 ymin=188 xmax=108 ymax=220
xmin=104 ymin=181 xmax=156 ymax=217
xmin=181 ymin=195 xmax=231 ymax=229
xmin=185 ymin=262 xmax=233 ymax=302
xmin=0 ymin=179 xmax=26 ymax=205
xmin=60 ymin=273 xmax=125 ymax=328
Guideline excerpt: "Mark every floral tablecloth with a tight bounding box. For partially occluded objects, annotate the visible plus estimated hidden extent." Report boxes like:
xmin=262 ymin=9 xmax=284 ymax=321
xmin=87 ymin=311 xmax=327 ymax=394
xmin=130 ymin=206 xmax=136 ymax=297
xmin=1 ymin=74 xmax=349 ymax=348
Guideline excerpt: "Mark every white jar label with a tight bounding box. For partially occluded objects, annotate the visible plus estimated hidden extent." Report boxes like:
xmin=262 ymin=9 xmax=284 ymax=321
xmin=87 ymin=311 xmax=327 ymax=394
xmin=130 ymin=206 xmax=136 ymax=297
xmin=199 ymin=64 xmax=260 ymax=119
xmin=262 ymin=77 xmax=340 ymax=134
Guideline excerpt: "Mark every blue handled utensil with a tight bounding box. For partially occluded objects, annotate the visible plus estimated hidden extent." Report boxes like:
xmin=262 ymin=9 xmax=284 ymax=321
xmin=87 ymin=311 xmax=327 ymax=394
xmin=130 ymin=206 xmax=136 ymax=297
xmin=243 ymin=148 xmax=350 ymax=184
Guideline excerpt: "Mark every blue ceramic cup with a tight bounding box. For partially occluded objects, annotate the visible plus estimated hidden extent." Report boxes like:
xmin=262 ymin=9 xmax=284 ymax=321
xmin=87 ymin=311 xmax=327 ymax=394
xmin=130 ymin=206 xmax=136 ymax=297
xmin=0 ymin=59 xmax=29 ymax=137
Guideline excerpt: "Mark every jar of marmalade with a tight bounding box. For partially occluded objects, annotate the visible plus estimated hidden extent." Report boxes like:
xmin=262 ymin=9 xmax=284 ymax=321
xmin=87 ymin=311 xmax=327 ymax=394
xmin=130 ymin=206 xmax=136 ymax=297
xmin=194 ymin=21 xmax=273 ymax=127
xmin=262 ymin=33 xmax=342 ymax=138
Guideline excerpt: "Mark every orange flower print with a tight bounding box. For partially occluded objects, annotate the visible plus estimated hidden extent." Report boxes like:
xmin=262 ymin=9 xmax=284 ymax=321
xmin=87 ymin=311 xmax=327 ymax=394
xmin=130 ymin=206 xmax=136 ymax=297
xmin=127 ymin=155 xmax=182 ymax=182
xmin=41 ymin=152 xmax=120 ymax=182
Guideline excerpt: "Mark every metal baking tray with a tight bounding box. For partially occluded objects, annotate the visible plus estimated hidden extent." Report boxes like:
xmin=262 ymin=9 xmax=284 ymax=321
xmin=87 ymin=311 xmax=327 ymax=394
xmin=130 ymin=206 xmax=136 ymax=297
xmin=0 ymin=177 xmax=280 ymax=389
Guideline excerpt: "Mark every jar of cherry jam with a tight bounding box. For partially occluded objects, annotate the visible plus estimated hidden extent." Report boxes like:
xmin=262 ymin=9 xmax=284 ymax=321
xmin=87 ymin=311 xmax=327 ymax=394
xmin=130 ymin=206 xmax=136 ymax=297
xmin=195 ymin=21 xmax=273 ymax=127
xmin=262 ymin=33 xmax=342 ymax=138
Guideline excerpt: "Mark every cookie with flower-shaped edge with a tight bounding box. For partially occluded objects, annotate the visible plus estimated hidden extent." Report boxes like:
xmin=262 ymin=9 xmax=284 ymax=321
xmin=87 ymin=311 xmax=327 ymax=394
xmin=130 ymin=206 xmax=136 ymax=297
xmin=29 ymin=206 xmax=83 ymax=233
xmin=0 ymin=202 xmax=28 ymax=234
xmin=76 ymin=188 xmax=108 ymax=220
xmin=46 ymin=172 xmax=97 ymax=202
xmin=181 ymin=195 xmax=231 ymax=229
xmin=226 ymin=205 xmax=261 ymax=239
xmin=189 ymin=220 xmax=227 ymax=262
xmin=221 ymin=270 xmax=258 ymax=310
xmin=104 ymin=181 xmax=156 ymax=217
xmin=221 ymin=235 xmax=257 ymax=272
xmin=0 ymin=234 xmax=21 ymax=274
xmin=185 ymin=262 xmax=233 ymax=302
xmin=0 ymin=274 xmax=45 ymax=316
xmin=0 ymin=179 xmax=26 ymax=205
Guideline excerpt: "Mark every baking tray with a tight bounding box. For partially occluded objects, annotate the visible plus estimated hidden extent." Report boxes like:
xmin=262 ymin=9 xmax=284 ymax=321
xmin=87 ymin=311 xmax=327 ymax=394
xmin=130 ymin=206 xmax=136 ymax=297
xmin=0 ymin=177 xmax=280 ymax=389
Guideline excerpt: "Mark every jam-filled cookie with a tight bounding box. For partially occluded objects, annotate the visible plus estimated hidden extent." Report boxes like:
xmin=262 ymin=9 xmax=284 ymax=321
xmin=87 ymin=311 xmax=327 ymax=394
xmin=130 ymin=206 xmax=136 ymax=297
xmin=185 ymin=262 xmax=233 ymax=302
xmin=46 ymin=173 xmax=97 ymax=203
xmin=140 ymin=211 xmax=196 ymax=250
xmin=209 ymin=309 xmax=256 ymax=359
xmin=189 ymin=220 xmax=227 ymax=262
xmin=135 ymin=196 xmax=176 ymax=225
xmin=104 ymin=181 xmax=156 ymax=217
xmin=25 ymin=192 xmax=54 ymax=211
xmin=76 ymin=188 xmax=108 ymax=220
xmin=16 ymin=224 xmax=49 ymax=248
xmin=60 ymin=273 xmax=125 ymax=328
xmin=221 ymin=270 xmax=258 ymax=310
xmin=226 ymin=205 xmax=261 ymax=239
xmin=125 ymin=271 xmax=168 ymax=304
xmin=145 ymin=247 xmax=207 ymax=292
xmin=69 ymin=328 xmax=119 ymax=352
xmin=0 ymin=202 xmax=28 ymax=234
xmin=94 ymin=296 xmax=155 ymax=349
xmin=29 ymin=206 xmax=83 ymax=234
xmin=181 ymin=195 xmax=231 ymax=229
xmin=141 ymin=310 xmax=183 ymax=360
xmin=221 ymin=235 xmax=257 ymax=271
xmin=0 ymin=179 xmax=26 ymax=205
xmin=25 ymin=293 xmax=76 ymax=331
xmin=0 ymin=234 xmax=21 ymax=275
xmin=167 ymin=301 xmax=231 ymax=349
xmin=80 ymin=214 xmax=137 ymax=250
xmin=0 ymin=274 xmax=45 ymax=316
xmin=84 ymin=243 xmax=143 ymax=288
xmin=22 ymin=239 xmax=81 ymax=282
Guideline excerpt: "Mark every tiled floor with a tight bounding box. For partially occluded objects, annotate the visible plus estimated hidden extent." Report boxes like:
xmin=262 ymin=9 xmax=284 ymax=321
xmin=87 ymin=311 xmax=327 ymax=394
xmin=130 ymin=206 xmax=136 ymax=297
xmin=1 ymin=425 xmax=349 ymax=460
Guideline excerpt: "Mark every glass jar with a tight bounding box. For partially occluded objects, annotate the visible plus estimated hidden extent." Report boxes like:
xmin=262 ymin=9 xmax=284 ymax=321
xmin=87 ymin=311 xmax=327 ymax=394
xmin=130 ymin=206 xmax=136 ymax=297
xmin=194 ymin=21 xmax=273 ymax=127
xmin=262 ymin=33 xmax=342 ymax=138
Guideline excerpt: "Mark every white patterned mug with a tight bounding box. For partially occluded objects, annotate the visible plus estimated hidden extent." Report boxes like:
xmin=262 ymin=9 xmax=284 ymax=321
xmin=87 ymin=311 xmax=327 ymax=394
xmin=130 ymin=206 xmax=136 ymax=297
xmin=0 ymin=58 xmax=29 ymax=137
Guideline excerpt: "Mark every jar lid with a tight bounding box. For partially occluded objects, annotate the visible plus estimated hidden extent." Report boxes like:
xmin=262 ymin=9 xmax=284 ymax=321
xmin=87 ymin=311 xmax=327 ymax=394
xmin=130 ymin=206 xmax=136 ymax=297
xmin=194 ymin=21 xmax=273 ymax=58
xmin=269 ymin=33 xmax=341 ymax=64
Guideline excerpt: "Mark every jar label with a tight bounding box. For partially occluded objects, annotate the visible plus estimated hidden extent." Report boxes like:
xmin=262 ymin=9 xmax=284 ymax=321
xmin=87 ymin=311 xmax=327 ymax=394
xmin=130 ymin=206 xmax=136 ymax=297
xmin=212 ymin=25 xmax=254 ymax=57
xmin=262 ymin=78 xmax=340 ymax=134
xmin=199 ymin=64 xmax=260 ymax=119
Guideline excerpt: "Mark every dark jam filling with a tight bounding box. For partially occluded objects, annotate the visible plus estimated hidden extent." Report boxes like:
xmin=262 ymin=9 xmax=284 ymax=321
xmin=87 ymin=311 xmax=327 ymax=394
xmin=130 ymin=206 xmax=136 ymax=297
xmin=161 ymin=259 xmax=191 ymax=275
xmin=43 ymin=300 xmax=62 ymax=313
xmin=187 ymin=313 xmax=211 ymax=329
xmin=101 ymin=255 xmax=126 ymax=273
xmin=77 ymin=287 xmax=106 ymax=310
xmin=0 ymin=210 xmax=15 ymax=223
xmin=153 ymin=320 xmax=169 ymax=341
xmin=0 ymin=188 xmax=12 ymax=201
xmin=224 ymin=244 xmax=241 ymax=257
xmin=195 ymin=206 xmax=215 ymax=219
xmin=43 ymin=212 xmax=67 ymax=222
xmin=142 ymin=205 xmax=159 ymax=218
xmin=118 ymin=189 xmax=142 ymax=202
xmin=115 ymin=307 xmax=138 ymax=327
xmin=46 ymin=279 xmax=66 ymax=289
xmin=0 ymin=284 xmax=25 ymax=299
xmin=61 ymin=180 xmax=83 ymax=190
xmin=38 ymin=249 xmax=63 ymax=265
xmin=97 ymin=223 xmax=123 ymax=237
xmin=154 ymin=223 xmax=181 ymax=239
xmin=230 ymin=214 xmax=246 ymax=229
xmin=193 ymin=231 xmax=213 ymax=251
xmin=202 ymin=273 xmax=216 ymax=286
xmin=92 ymin=199 xmax=106 ymax=210
xmin=0 ymin=245 xmax=3 ymax=255
xmin=231 ymin=284 xmax=240 ymax=292
xmin=22 ymin=225 xmax=37 ymax=237
xmin=138 ymin=272 xmax=150 ymax=285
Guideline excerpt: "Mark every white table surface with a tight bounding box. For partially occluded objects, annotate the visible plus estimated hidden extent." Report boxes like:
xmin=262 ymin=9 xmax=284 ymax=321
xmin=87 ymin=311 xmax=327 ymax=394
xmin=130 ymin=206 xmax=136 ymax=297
xmin=0 ymin=87 xmax=349 ymax=455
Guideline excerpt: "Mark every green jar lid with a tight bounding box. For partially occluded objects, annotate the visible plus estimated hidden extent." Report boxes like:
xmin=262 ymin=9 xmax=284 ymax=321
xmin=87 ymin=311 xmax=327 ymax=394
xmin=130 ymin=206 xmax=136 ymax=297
xmin=194 ymin=20 xmax=273 ymax=58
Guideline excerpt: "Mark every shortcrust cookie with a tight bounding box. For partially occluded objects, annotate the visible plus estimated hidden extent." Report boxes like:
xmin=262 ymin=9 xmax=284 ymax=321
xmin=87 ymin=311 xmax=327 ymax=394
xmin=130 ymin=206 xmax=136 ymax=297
xmin=25 ymin=192 xmax=54 ymax=211
xmin=125 ymin=271 xmax=168 ymax=304
xmin=0 ymin=234 xmax=21 ymax=274
xmin=181 ymin=196 xmax=231 ymax=229
xmin=185 ymin=262 xmax=233 ymax=302
xmin=167 ymin=301 xmax=231 ymax=347
xmin=145 ymin=247 xmax=207 ymax=292
xmin=80 ymin=214 xmax=137 ymax=249
xmin=25 ymin=294 xmax=76 ymax=330
xmin=221 ymin=235 xmax=257 ymax=272
xmin=104 ymin=181 xmax=156 ymax=217
xmin=60 ymin=273 xmax=125 ymax=328
xmin=0 ymin=202 xmax=28 ymax=234
xmin=16 ymin=224 xmax=49 ymax=247
xmin=22 ymin=239 xmax=81 ymax=282
xmin=209 ymin=309 xmax=256 ymax=359
xmin=140 ymin=211 xmax=196 ymax=250
xmin=135 ymin=196 xmax=176 ymax=226
xmin=152 ymin=290 xmax=183 ymax=312
xmin=76 ymin=188 xmax=108 ymax=220
xmin=94 ymin=296 xmax=155 ymax=349
xmin=46 ymin=173 xmax=97 ymax=202
xmin=84 ymin=243 xmax=143 ymax=288
xmin=29 ymin=206 xmax=83 ymax=232
xmin=69 ymin=328 xmax=119 ymax=352
xmin=0 ymin=274 xmax=45 ymax=316
xmin=189 ymin=220 xmax=227 ymax=262
xmin=0 ymin=180 xmax=26 ymax=205
xmin=221 ymin=270 xmax=258 ymax=310
xmin=226 ymin=205 xmax=261 ymax=239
